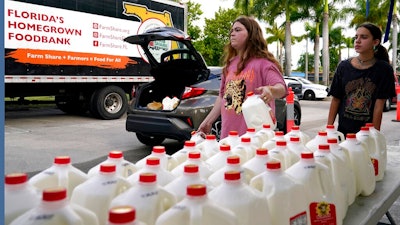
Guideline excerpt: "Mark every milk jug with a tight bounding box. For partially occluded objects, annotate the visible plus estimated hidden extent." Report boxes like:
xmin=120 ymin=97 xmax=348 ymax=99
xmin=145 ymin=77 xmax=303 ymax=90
xmin=284 ymin=125 xmax=311 ymax=145
xmin=88 ymin=150 xmax=138 ymax=178
xmin=340 ymin=133 xmax=375 ymax=196
xmin=70 ymin=164 xmax=131 ymax=225
xmin=29 ymin=156 xmax=88 ymax=198
xmin=255 ymin=124 xmax=275 ymax=144
xmin=208 ymin=155 xmax=253 ymax=186
xmin=155 ymin=184 xmax=238 ymax=225
xmin=327 ymin=138 xmax=357 ymax=206
xmin=240 ymin=127 xmax=263 ymax=148
xmin=356 ymin=126 xmax=383 ymax=181
xmin=219 ymin=130 xmax=241 ymax=149
xmin=128 ymin=157 xmax=176 ymax=186
xmin=190 ymin=131 xmax=206 ymax=145
xmin=110 ymin=173 xmax=176 ymax=225
xmin=165 ymin=164 xmax=209 ymax=201
xmin=287 ymin=136 xmax=311 ymax=164
xmin=209 ymin=171 xmax=272 ymax=225
xmin=242 ymin=148 xmax=270 ymax=178
xmin=366 ymin=122 xmax=387 ymax=176
xmin=269 ymin=140 xmax=296 ymax=170
xmin=325 ymin=125 xmax=345 ymax=143
xmin=107 ymin=206 xmax=147 ymax=225
xmin=242 ymin=91 xmax=277 ymax=131
xmin=170 ymin=141 xmax=198 ymax=167
xmin=262 ymin=131 xmax=285 ymax=150
xmin=305 ymin=131 xmax=328 ymax=152
xmin=171 ymin=151 xmax=213 ymax=179
xmin=10 ymin=187 xmax=99 ymax=225
xmin=285 ymin=152 xmax=339 ymax=225
xmin=206 ymin=144 xmax=233 ymax=172
xmin=196 ymin=134 xmax=219 ymax=159
xmin=232 ymin=136 xmax=255 ymax=163
xmin=5 ymin=173 xmax=41 ymax=225
xmin=136 ymin=146 xmax=178 ymax=171
xmin=250 ymin=160 xmax=308 ymax=225
xmin=314 ymin=144 xmax=347 ymax=222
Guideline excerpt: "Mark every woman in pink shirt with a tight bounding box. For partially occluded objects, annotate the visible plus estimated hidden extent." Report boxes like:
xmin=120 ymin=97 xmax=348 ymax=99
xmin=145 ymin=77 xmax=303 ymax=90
xmin=198 ymin=16 xmax=288 ymax=138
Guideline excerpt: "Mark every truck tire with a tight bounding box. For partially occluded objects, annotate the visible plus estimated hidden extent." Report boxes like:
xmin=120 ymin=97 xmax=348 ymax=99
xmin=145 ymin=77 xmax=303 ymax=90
xmin=55 ymin=95 xmax=88 ymax=115
xmin=136 ymin=133 xmax=165 ymax=146
xmin=90 ymin=86 xmax=128 ymax=120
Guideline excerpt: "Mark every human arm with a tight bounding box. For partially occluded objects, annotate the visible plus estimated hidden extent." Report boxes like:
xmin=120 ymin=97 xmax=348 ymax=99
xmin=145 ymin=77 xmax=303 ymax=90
xmin=372 ymin=99 xmax=385 ymax=131
xmin=256 ymin=83 xmax=287 ymax=103
xmin=327 ymin=96 xmax=341 ymax=125
xmin=197 ymin=96 xmax=222 ymax=134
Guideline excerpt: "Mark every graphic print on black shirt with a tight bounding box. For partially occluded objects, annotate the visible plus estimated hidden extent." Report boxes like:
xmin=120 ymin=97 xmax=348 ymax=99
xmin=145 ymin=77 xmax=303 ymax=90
xmin=344 ymin=77 xmax=376 ymax=121
xmin=224 ymin=79 xmax=246 ymax=114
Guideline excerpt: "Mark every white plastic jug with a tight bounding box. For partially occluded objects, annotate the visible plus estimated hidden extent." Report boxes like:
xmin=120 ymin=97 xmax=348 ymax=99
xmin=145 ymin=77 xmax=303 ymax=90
xmin=70 ymin=164 xmax=131 ymax=225
xmin=242 ymin=148 xmax=270 ymax=178
xmin=356 ymin=126 xmax=383 ymax=181
xmin=171 ymin=151 xmax=213 ymax=179
xmin=269 ymin=140 xmax=296 ymax=170
xmin=155 ymin=184 xmax=238 ymax=225
xmin=327 ymin=138 xmax=357 ymax=206
xmin=240 ymin=127 xmax=263 ymax=148
xmin=208 ymin=155 xmax=253 ymax=186
xmin=262 ymin=131 xmax=285 ymax=150
xmin=107 ymin=206 xmax=147 ymax=225
xmin=305 ymin=131 xmax=328 ymax=152
xmin=128 ymin=157 xmax=176 ymax=186
xmin=286 ymin=152 xmax=339 ymax=225
xmin=196 ymin=134 xmax=219 ymax=159
xmin=255 ymin=124 xmax=275 ymax=145
xmin=5 ymin=173 xmax=41 ymax=225
xmin=242 ymin=91 xmax=277 ymax=131
xmin=10 ymin=187 xmax=99 ymax=225
xmin=29 ymin=156 xmax=88 ymax=198
xmin=284 ymin=125 xmax=311 ymax=145
xmin=165 ymin=164 xmax=209 ymax=202
xmin=110 ymin=173 xmax=176 ymax=225
xmin=231 ymin=136 xmax=255 ymax=163
xmin=286 ymin=136 xmax=311 ymax=164
xmin=88 ymin=150 xmax=138 ymax=178
xmin=136 ymin=146 xmax=178 ymax=172
xmin=170 ymin=141 xmax=198 ymax=167
xmin=190 ymin=131 xmax=206 ymax=145
xmin=366 ymin=122 xmax=387 ymax=177
xmin=218 ymin=130 xmax=241 ymax=149
xmin=325 ymin=124 xmax=345 ymax=143
xmin=250 ymin=160 xmax=308 ymax=225
xmin=208 ymin=171 xmax=272 ymax=225
xmin=206 ymin=144 xmax=233 ymax=172
xmin=340 ymin=133 xmax=376 ymax=196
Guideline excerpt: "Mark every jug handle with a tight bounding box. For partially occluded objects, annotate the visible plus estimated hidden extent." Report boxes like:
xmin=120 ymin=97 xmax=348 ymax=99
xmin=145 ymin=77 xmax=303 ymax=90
xmin=189 ymin=205 xmax=203 ymax=225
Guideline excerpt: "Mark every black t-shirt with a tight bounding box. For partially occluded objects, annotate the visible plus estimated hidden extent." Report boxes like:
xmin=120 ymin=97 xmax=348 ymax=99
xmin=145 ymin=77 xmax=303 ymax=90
xmin=329 ymin=58 xmax=396 ymax=135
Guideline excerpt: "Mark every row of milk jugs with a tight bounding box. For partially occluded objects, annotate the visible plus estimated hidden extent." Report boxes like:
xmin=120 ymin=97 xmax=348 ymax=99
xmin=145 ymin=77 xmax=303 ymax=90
xmin=5 ymin=123 xmax=386 ymax=225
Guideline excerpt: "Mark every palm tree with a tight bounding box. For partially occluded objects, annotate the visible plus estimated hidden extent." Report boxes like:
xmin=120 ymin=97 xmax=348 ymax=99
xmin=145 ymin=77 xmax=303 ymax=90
xmin=265 ymin=23 xmax=285 ymax=66
xmin=343 ymin=37 xmax=354 ymax=59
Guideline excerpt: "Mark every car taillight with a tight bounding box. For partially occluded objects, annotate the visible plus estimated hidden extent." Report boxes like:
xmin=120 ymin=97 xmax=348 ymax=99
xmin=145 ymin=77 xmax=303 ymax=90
xmin=182 ymin=87 xmax=206 ymax=99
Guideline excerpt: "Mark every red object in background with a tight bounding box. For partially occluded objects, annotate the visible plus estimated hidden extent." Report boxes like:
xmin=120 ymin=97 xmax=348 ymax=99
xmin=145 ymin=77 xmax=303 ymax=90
xmin=393 ymin=84 xmax=400 ymax=122
xmin=286 ymin=87 xmax=295 ymax=132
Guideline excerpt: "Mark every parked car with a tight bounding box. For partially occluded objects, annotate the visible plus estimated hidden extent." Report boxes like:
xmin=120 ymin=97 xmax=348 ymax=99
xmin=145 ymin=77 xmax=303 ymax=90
xmin=124 ymin=27 xmax=301 ymax=146
xmin=284 ymin=76 xmax=329 ymax=100
xmin=284 ymin=78 xmax=303 ymax=99
xmin=383 ymin=73 xmax=399 ymax=112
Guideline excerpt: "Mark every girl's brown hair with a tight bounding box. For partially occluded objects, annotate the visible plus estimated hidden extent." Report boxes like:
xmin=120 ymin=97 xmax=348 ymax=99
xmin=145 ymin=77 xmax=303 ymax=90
xmin=222 ymin=16 xmax=283 ymax=76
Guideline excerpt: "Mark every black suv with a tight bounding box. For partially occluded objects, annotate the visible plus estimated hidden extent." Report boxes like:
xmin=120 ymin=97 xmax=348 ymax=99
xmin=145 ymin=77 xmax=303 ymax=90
xmin=124 ymin=27 xmax=301 ymax=146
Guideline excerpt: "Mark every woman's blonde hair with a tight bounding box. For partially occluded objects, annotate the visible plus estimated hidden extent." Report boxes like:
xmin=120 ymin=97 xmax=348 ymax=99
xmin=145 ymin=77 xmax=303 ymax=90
xmin=222 ymin=15 xmax=283 ymax=76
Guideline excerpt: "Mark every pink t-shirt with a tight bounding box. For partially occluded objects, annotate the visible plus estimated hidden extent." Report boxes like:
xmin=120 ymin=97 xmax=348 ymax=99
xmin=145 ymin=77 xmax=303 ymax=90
xmin=219 ymin=56 xmax=287 ymax=138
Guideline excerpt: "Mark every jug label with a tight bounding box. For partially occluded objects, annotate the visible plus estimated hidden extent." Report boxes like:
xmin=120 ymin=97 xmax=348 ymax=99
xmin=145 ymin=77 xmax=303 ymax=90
xmin=141 ymin=191 xmax=159 ymax=198
xmin=309 ymin=202 xmax=336 ymax=225
xmin=290 ymin=211 xmax=307 ymax=225
xmin=371 ymin=158 xmax=379 ymax=176
xmin=30 ymin=213 xmax=54 ymax=221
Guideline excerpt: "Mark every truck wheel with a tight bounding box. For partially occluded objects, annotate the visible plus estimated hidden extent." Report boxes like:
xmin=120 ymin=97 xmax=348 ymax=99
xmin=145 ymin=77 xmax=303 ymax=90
xmin=136 ymin=133 xmax=165 ymax=146
xmin=90 ymin=86 xmax=128 ymax=120
xmin=55 ymin=95 xmax=87 ymax=115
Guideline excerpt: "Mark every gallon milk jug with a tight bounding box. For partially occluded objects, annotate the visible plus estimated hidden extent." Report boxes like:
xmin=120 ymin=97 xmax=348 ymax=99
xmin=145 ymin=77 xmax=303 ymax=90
xmin=196 ymin=134 xmax=219 ymax=159
xmin=165 ymin=164 xmax=209 ymax=202
xmin=128 ymin=157 xmax=176 ymax=186
xmin=232 ymin=136 xmax=255 ymax=163
xmin=262 ymin=131 xmax=285 ymax=150
xmin=305 ymin=131 xmax=328 ymax=152
xmin=325 ymin=125 xmax=345 ymax=143
xmin=88 ymin=150 xmax=137 ymax=178
xmin=110 ymin=173 xmax=176 ymax=225
xmin=284 ymin=125 xmax=311 ymax=145
xmin=190 ymin=131 xmax=206 ymax=145
xmin=340 ymin=133 xmax=375 ymax=196
xmin=255 ymin=124 xmax=275 ymax=145
xmin=327 ymin=138 xmax=357 ymax=206
xmin=136 ymin=146 xmax=178 ymax=172
xmin=208 ymin=155 xmax=253 ymax=186
xmin=242 ymin=91 xmax=277 ymax=131
xmin=286 ymin=152 xmax=339 ymax=225
xmin=269 ymin=140 xmax=297 ymax=170
xmin=170 ymin=141 xmax=198 ymax=167
xmin=219 ymin=130 xmax=241 ymax=149
xmin=366 ymin=123 xmax=387 ymax=175
xmin=314 ymin=144 xmax=347 ymax=222
xmin=206 ymin=144 xmax=233 ymax=172
xmin=29 ymin=156 xmax=88 ymax=198
xmin=287 ymin=136 xmax=311 ymax=164
xmin=107 ymin=206 xmax=147 ymax=225
xmin=155 ymin=184 xmax=238 ymax=225
xmin=10 ymin=187 xmax=99 ymax=225
xmin=356 ymin=126 xmax=383 ymax=181
xmin=240 ymin=127 xmax=263 ymax=148
xmin=209 ymin=171 xmax=272 ymax=225
xmin=70 ymin=164 xmax=131 ymax=225
xmin=250 ymin=160 xmax=308 ymax=225
xmin=242 ymin=148 xmax=270 ymax=178
xmin=5 ymin=173 xmax=41 ymax=225
xmin=171 ymin=151 xmax=213 ymax=179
